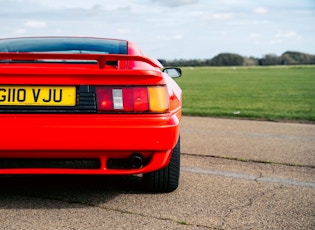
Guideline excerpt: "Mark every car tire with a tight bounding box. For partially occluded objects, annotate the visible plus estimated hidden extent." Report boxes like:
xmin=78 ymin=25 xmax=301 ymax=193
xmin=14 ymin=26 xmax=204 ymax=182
xmin=143 ymin=137 xmax=180 ymax=193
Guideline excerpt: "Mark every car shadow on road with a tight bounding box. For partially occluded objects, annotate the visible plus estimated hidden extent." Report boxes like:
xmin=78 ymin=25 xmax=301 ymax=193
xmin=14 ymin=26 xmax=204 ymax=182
xmin=0 ymin=175 xmax=145 ymax=209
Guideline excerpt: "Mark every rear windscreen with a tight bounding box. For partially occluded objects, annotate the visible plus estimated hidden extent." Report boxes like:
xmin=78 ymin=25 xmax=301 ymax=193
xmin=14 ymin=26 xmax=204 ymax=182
xmin=0 ymin=37 xmax=128 ymax=54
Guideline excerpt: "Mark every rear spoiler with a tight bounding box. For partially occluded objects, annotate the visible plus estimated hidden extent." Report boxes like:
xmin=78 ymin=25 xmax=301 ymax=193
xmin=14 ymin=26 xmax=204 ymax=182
xmin=0 ymin=52 xmax=163 ymax=69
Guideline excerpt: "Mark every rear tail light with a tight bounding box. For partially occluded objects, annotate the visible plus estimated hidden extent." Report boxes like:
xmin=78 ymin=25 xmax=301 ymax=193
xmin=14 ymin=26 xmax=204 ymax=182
xmin=96 ymin=86 xmax=169 ymax=113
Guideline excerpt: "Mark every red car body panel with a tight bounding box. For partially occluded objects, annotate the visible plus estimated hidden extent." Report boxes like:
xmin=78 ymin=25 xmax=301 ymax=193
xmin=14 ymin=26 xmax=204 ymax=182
xmin=0 ymin=37 xmax=182 ymax=175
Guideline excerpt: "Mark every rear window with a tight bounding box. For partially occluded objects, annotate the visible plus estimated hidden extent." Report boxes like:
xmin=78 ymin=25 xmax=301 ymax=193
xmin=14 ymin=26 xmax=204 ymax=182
xmin=0 ymin=37 xmax=128 ymax=54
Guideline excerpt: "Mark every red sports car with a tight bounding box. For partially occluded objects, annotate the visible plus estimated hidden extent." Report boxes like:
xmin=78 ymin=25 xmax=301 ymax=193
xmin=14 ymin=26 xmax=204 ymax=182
xmin=0 ymin=37 xmax=182 ymax=192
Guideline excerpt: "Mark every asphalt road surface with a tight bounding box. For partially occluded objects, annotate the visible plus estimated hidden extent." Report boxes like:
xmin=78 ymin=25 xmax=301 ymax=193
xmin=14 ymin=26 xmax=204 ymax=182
xmin=0 ymin=117 xmax=314 ymax=229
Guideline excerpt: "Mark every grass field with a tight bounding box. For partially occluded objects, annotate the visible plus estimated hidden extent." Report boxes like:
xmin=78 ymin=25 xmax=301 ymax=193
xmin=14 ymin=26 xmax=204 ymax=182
xmin=174 ymin=65 xmax=315 ymax=122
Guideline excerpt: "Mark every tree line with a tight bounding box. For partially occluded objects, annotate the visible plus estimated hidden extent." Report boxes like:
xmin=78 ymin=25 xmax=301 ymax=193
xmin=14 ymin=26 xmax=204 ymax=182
xmin=159 ymin=51 xmax=315 ymax=67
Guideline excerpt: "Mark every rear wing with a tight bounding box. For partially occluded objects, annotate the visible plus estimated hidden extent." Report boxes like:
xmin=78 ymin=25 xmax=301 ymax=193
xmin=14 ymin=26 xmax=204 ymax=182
xmin=0 ymin=52 xmax=163 ymax=69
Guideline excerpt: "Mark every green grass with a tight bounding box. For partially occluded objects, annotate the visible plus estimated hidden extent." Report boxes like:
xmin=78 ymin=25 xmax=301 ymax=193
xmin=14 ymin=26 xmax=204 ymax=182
xmin=174 ymin=65 xmax=315 ymax=122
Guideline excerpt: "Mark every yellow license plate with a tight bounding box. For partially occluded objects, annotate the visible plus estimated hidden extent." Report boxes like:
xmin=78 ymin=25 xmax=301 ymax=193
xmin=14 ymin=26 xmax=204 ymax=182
xmin=0 ymin=86 xmax=76 ymax=106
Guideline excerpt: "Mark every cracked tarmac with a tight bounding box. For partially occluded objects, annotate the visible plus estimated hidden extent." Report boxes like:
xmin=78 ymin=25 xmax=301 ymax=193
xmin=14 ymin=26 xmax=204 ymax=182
xmin=0 ymin=117 xmax=314 ymax=229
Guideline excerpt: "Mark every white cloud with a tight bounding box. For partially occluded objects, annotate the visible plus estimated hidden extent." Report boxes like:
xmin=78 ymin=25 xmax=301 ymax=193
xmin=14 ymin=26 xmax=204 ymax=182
xmin=249 ymin=33 xmax=261 ymax=39
xmin=213 ymin=13 xmax=233 ymax=21
xmin=253 ymin=7 xmax=268 ymax=15
xmin=151 ymin=0 xmax=199 ymax=7
xmin=25 ymin=20 xmax=47 ymax=28
xmin=174 ymin=34 xmax=183 ymax=40
xmin=253 ymin=31 xmax=303 ymax=47
xmin=15 ymin=29 xmax=27 ymax=34
xmin=275 ymin=31 xmax=302 ymax=40
xmin=31 ymin=0 xmax=119 ymax=10
xmin=203 ymin=12 xmax=234 ymax=21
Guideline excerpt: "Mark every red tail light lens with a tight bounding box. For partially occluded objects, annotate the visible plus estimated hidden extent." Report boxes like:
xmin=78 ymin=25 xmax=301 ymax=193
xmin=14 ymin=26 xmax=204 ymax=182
xmin=96 ymin=87 xmax=149 ymax=112
xmin=96 ymin=88 xmax=113 ymax=110
xmin=133 ymin=88 xmax=149 ymax=111
xmin=96 ymin=86 xmax=168 ymax=113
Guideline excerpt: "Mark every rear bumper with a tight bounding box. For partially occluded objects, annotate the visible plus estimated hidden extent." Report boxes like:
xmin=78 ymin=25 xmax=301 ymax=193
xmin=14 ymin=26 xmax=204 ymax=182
xmin=0 ymin=150 xmax=172 ymax=175
xmin=0 ymin=113 xmax=180 ymax=174
xmin=0 ymin=113 xmax=180 ymax=150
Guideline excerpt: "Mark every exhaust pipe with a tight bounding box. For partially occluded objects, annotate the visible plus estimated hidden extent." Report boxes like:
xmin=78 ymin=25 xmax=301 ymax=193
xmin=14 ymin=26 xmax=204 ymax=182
xmin=129 ymin=154 xmax=144 ymax=169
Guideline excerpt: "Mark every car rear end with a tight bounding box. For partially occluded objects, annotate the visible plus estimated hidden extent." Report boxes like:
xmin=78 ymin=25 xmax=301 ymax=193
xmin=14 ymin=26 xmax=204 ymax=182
xmin=0 ymin=37 xmax=182 ymax=192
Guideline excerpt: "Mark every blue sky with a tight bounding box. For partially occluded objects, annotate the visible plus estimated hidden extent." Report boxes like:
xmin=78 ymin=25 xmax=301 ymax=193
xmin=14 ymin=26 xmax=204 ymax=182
xmin=1 ymin=0 xmax=314 ymax=59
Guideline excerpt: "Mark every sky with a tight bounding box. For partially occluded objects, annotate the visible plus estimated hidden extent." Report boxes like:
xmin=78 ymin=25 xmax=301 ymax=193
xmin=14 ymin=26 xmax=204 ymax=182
xmin=1 ymin=0 xmax=314 ymax=60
